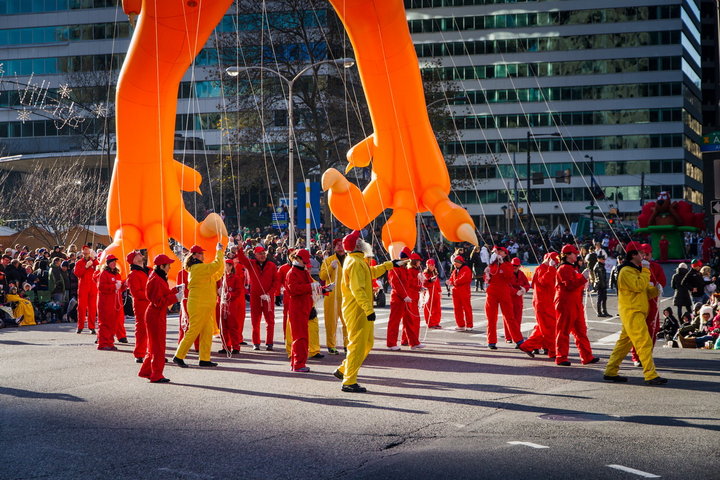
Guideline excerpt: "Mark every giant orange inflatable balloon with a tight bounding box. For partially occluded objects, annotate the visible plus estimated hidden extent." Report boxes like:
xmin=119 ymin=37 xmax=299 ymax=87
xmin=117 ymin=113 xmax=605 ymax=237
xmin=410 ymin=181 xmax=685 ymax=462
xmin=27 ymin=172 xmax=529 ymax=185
xmin=105 ymin=0 xmax=230 ymax=277
xmin=322 ymin=0 xmax=478 ymax=257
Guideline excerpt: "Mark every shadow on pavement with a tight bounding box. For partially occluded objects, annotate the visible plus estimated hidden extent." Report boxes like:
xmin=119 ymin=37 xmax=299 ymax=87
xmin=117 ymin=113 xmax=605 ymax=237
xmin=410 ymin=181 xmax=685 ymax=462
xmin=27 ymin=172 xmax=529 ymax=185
xmin=0 ymin=386 xmax=86 ymax=403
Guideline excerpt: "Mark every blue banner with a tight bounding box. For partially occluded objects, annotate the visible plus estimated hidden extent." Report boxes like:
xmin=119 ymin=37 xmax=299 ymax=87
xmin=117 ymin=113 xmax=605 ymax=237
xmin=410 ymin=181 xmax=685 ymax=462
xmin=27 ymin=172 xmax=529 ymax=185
xmin=296 ymin=181 xmax=322 ymax=230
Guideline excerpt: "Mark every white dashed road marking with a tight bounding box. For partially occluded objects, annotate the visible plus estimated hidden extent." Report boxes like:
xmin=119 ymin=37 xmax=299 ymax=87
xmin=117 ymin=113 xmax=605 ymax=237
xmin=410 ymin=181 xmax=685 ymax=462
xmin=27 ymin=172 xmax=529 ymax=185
xmin=507 ymin=441 xmax=549 ymax=449
xmin=606 ymin=464 xmax=661 ymax=478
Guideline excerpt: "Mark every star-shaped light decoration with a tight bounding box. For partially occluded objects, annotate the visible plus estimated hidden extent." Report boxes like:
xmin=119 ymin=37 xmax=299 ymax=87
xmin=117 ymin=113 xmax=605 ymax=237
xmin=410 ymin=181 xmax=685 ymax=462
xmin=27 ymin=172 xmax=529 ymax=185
xmin=92 ymin=103 xmax=108 ymax=118
xmin=17 ymin=108 xmax=31 ymax=123
xmin=58 ymin=83 xmax=72 ymax=99
xmin=0 ymin=63 xmax=5 ymax=75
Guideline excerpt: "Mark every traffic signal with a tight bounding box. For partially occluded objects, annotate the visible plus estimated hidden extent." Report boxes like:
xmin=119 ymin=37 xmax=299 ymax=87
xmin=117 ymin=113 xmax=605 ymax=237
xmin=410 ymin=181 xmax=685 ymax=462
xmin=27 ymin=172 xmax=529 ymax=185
xmin=555 ymin=168 xmax=571 ymax=184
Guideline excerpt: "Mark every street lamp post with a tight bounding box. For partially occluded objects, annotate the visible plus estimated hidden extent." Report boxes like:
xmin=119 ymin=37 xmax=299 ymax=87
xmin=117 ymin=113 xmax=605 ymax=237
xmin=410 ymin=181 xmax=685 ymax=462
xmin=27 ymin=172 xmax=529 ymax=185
xmin=226 ymin=58 xmax=355 ymax=247
xmin=526 ymin=131 xmax=561 ymax=235
xmin=585 ymin=154 xmax=595 ymax=238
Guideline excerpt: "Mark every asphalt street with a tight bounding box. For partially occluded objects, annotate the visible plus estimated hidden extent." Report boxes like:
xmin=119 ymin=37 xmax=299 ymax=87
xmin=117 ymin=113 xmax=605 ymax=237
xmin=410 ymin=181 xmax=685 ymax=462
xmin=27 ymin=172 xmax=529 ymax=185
xmin=1 ymin=284 xmax=718 ymax=480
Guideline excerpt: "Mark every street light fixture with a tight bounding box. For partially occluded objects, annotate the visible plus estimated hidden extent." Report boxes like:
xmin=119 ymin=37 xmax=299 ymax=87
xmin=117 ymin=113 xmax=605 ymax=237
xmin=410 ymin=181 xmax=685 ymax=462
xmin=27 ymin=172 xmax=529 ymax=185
xmin=226 ymin=58 xmax=355 ymax=247
xmin=526 ymin=130 xmax=561 ymax=236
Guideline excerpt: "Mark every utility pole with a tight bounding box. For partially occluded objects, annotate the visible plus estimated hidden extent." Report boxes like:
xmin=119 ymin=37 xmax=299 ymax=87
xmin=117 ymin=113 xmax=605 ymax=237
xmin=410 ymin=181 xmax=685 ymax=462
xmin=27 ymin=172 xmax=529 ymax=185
xmin=585 ymin=154 xmax=595 ymax=238
xmin=513 ymin=152 xmax=519 ymax=233
xmin=640 ymin=172 xmax=645 ymax=207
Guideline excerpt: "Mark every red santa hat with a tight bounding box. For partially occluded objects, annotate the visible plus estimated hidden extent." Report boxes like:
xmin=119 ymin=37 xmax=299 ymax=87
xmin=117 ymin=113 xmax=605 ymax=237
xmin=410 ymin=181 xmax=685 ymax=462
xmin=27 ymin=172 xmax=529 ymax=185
xmin=342 ymin=230 xmax=361 ymax=252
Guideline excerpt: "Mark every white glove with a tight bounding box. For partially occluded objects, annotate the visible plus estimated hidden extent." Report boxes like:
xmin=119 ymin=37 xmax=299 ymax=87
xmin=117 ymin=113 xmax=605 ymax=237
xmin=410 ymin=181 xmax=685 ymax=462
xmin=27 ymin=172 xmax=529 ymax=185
xmin=216 ymin=242 xmax=224 ymax=251
xmin=331 ymin=260 xmax=338 ymax=269
xmin=516 ymin=287 xmax=526 ymax=296
xmin=176 ymin=291 xmax=183 ymax=302
xmin=176 ymin=284 xmax=185 ymax=293
xmin=85 ymin=261 xmax=92 ymax=269
xmin=115 ymin=280 xmax=122 ymax=290
xmin=404 ymin=296 xmax=412 ymax=303
xmin=217 ymin=288 xmax=222 ymax=296
xmin=260 ymin=294 xmax=271 ymax=302
xmin=312 ymin=281 xmax=320 ymax=289
xmin=489 ymin=253 xmax=498 ymax=264
xmin=582 ymin=269 xmax=590 ymax=279
xmin=323 ymin=283 xmax=335 ymax=293
xmin=641 ymin=259 xmax=650 ymax=269
xmin=649 ymin=282 xmax=655 ymax=288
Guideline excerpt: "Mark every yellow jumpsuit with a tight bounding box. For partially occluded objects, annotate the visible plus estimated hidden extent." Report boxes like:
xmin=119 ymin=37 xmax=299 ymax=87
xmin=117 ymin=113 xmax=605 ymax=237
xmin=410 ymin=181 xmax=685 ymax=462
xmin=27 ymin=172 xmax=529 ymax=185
xmin=320 ymin=253 xmax=347 ymax=350
xmin=336 ymin=253 xmax=393 ymax=386
xmin=7 ymin=293 xmax=36 ymax=326
xmin=604 ymin=264 xmax=660 ymax=381
xmin=175 ymin=249 xmax=225 ymax=362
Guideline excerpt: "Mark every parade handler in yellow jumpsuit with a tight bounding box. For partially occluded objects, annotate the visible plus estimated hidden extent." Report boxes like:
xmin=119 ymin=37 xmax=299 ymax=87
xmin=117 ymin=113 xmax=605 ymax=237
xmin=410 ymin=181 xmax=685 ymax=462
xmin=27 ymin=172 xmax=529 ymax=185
xmin=320 ymin=239 xmax=347 ymax=354
xmin=603 ymin=246 xmax=667 ymax=385
xmin=173 ymin=242 xmax=225 ymax=368
xmin=332 ymin=231 xmax=406 ymax=393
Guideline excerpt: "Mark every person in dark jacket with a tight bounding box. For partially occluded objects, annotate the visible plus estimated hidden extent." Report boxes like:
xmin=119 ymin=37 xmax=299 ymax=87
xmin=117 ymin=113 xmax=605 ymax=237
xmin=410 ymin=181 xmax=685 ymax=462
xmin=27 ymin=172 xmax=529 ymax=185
xmin=592 ymin=252 xmax=610 ymax=317
xmin=657 ymin=307 xmax=680 ymax=345
xmin=680 ymin=260 xmax=705 ymax=307
xmin=671 ymin=263 xmax=692 ymax=321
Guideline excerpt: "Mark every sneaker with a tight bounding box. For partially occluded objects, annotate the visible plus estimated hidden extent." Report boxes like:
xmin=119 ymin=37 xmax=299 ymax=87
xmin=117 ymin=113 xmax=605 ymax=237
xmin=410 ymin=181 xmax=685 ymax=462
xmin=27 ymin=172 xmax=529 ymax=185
xmin=388 ymin=345 xmax=401 ymax=351
xmin=292 ymin=366 xmax=310 ymax=373
xmin=557 ymin=361 xmax=572 ymax=366
xmin=240 ymin=341 xmax=248 ymax=346
xmin=328 ymin=348 xmax=339 ymax=355
xmin=488 ymin=343 xmax=497 ymax=350
xmin=506 ymin=339 xmax=513 ymax=344
xmin=341 ymin=383 xmax=367 ymax=393
xmin=332 ymin=369 xmax=344 ymax=380
xmin=603 ymin=374 xmax=628 ymax=383
xmin=231 ymin=349 xmax=240 ymax=354
xmin=310 ymin=353 xmax=325 ymax=359
xmin=645 ymin=377 xmax=668 ymax=386
xmin=633 ymin=360 xmax=642 ymax=367
xmin=465 ymin=327 xmax=474 ymax=332
xmin=218 ymin=348 xmax=229 ymax=354
xmin=523 ymin=349 xmax=535 ymax=358
xmin=266 ymin=345 xmax=274 ymax=351
xmin=532 ymin=349 xmax=540 ymax=355
xmin=198 ymin=360 xmax=218 ymax=367
xmin=118 ymin=337 xmax=128 ymax=344
xmin=150 ymin=378 xmax=171 ymax=383
xmin=253 ymin=344 xmax=260 ymax=351
xmin=411 ymin=343 xmax=426 ymax=350
xmin=454 ymin=326 xmax=465 ymax=331
xmin=90 ymin=329 xmax=96 ymax=335
xmin=172 ymin=356 xmax=189 ymax=368
xmin=98 ymin=346 xmax=118 ymax=351
xmin=135 ymin=357 xmax=144 ymax=364
xmin=583 ymin=357 xmax=600 ymax=365
xmin=76 ymin=329 xmax=83 ymax=334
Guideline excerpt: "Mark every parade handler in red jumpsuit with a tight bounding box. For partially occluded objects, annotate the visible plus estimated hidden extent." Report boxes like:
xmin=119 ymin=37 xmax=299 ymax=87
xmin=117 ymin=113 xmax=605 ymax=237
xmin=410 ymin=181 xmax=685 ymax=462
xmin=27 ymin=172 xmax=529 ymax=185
xmin=217 ymin=260 xmax=245 ymax=355
xmin=519 ymin=252 xmax=558 ymax=358
xmin=74 ymin=246 xmax=98 ymax=334
xmin=332 ymin=231 xmax=401 ymax=393
xmin=126 ymin=251 xmax=151 ymax=363
xmin=139 ymin=254 xmax=182 ymax=383
xmin=236 ymin=245 xmax=280 ymax=351
xmin=422 ymin=259 xmax=442 ymax=329
xmin=509 ymin=257 xmax=530 ymax=343
xmin=448 ymin=255 xmax=474 ymax=332
xmin=387 ymin=249 xmax=424 ymax=350
xmin=97 ymin=255 xmax=127 ymax=351
xmin=554 ymin=244 xmax=599 ymax=366
xmin=484 ymin=247 xmax=524 ymax=349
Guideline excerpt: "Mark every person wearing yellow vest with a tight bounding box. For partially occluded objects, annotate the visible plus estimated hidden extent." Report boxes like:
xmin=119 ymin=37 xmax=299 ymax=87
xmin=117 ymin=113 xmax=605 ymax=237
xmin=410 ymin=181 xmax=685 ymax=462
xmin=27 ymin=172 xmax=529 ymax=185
xmin=603 ymin=245 xmax=667 ymax=385
xmin=173 ymin=242 xmax=225 ymax=368
xmin=332 ymin=231 xmax=403 ymax=393
xmin=319 ymin=238 xmax=346 ymax=354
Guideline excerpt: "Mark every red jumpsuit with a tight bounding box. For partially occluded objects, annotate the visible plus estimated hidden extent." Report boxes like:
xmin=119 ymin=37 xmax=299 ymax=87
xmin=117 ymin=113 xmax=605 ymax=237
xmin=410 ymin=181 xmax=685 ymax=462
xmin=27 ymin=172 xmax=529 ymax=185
xmin=127 ymin=265 xmax=150 ymax=360
xmin=285 ymin=264 xmax=313 ymax=370
xmin=97 ymin=268 xmax=127 ymax=349
xmin=509 ymin=269 xmax=531 ymax=340
xmin=236 ymin=251 xmax=280 ymax=346
xmin=422 ymin=270 xmax=442 ymax=327
xmin=73 ymin=257 xmax=98 ymax=331
xmin=485 ymin=262 xmax=519 ymax=343
xmin=631 ymin=261 xmax=666 ymax=362
xmin=450 ymin=264 xmax=474 ymax=329
xmin=217 ymin=272 xmax=245 ymax=351
xmin=554 ymin=262 xmax=594 ymax=364
xmin=139 ymin=270 xmax=179 ymax=381
xmin=519 ymin=263 xmax=557 ymax=357
xmin=277 ymin=262 xmax=292 ymax=340
xmin=387 ymin=267 xmax=421 ymax=348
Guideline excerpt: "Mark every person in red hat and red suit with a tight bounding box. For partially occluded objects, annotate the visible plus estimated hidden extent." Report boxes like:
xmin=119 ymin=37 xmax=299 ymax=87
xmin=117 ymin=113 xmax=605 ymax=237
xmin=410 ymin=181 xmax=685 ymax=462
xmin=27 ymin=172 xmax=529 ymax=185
xmin=422 ymin=258 xmax=442 ymax=329
xmin=172 ymin=242 xmax=225 ymax=368
xmin=276 ymin=248 xmax=294 ymax=346
xmin=138 ymin=254 xmax=182 ymax=383
xmin=387 ymin=248 xmax=424 ymax=350
xmin=236 ymin=245 xmax=280 ymax=351
xmin=319 ymin=239 xmax=347 ymax=354
xmin=519 ymin=252 xmax=559 ymax=358
xmin=554 ymin=244 xmax=598 ymax=366
xmin=630 ymin=243 xmax=666 ymax=366
xmin=447 ymin=254 xmax=474 ymax=332
xmin=126 ymin=251 xmax=151 ymax=363
xmin=73 ymin=245 xmax=98 ymax=334
xmin=509 ymin=257 xmax=531 ymax=342
xmin=217 ymin=260 xmax=245 ymax=355
xmin=484 ymin=246 xmax=524 ymax=348
xmin=97 ymin=255 xmax=127 ymax=351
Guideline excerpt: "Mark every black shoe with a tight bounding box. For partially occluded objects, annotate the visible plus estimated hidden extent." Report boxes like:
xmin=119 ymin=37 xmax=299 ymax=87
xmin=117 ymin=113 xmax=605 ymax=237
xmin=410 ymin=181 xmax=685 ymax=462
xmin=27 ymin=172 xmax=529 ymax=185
xmin=231 ymin=349 xmax=240 ymax=354
xmin=172 ymin=356 xmax=189 ymax=368
xmin=76 ymin=329 xmax=83 ymax=334
xmin=583 ymin=357 xmax=600 ymax=365
xmin=311 ymin=353 xmax=325 ymax=359
xmin=523 ymin=349 xmax=535 ymax=358
xmin=118 ymin=337 xmax=128 ymax=344
xmin=333 ymin=369 xmax=344 ymax=380
xmin=532 ymin=349 xmax=540 ymax=354
xmin=135 ymin=357 xmax=144 ymax=363
xmin=198 ymin=360 xmax=218 ymax=367
xmin=253 ymin=345 xmax=260 ymax=351
xmin=151 ymin=378 xmax=170 ymax=383
xmin=90 ymin=329 xmax=96 ymax=335
xmin=266 ymin=345 xmax=274 ymax=351
xmin=218 ymin=348 xmax=228 ymax=354
xmin=240 ymin=341 xmax=248 ymax=345
xmin=645 ymin=377 xmax=668 ymax=386
xmin=341 ymin=383 xmax=367 ymax=393
xmin=328 ymin=348 xmax=339 ymax=355
xmin=165 ymin=358 xmax=169 ymax=363
xmin=488 ymin=344 xmax=497 ymax=350
xmin=557 ymin=361 xmax=572 ymax=366
xmin=603 ymin=375 xmax=628 ymax=383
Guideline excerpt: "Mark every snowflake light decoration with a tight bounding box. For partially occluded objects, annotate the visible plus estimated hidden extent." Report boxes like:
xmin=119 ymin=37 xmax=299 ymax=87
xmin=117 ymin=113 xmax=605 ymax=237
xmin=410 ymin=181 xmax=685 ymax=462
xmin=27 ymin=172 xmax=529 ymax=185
xmin=92 ymin=103 xmax=108 ymax=118
xmin=0 ymin=63 xmax=4 ymax=75
xmin=17 ymin=109 xmax=31 ymax=123
xmin=58 ymin=83 xmax=72 ymax=99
